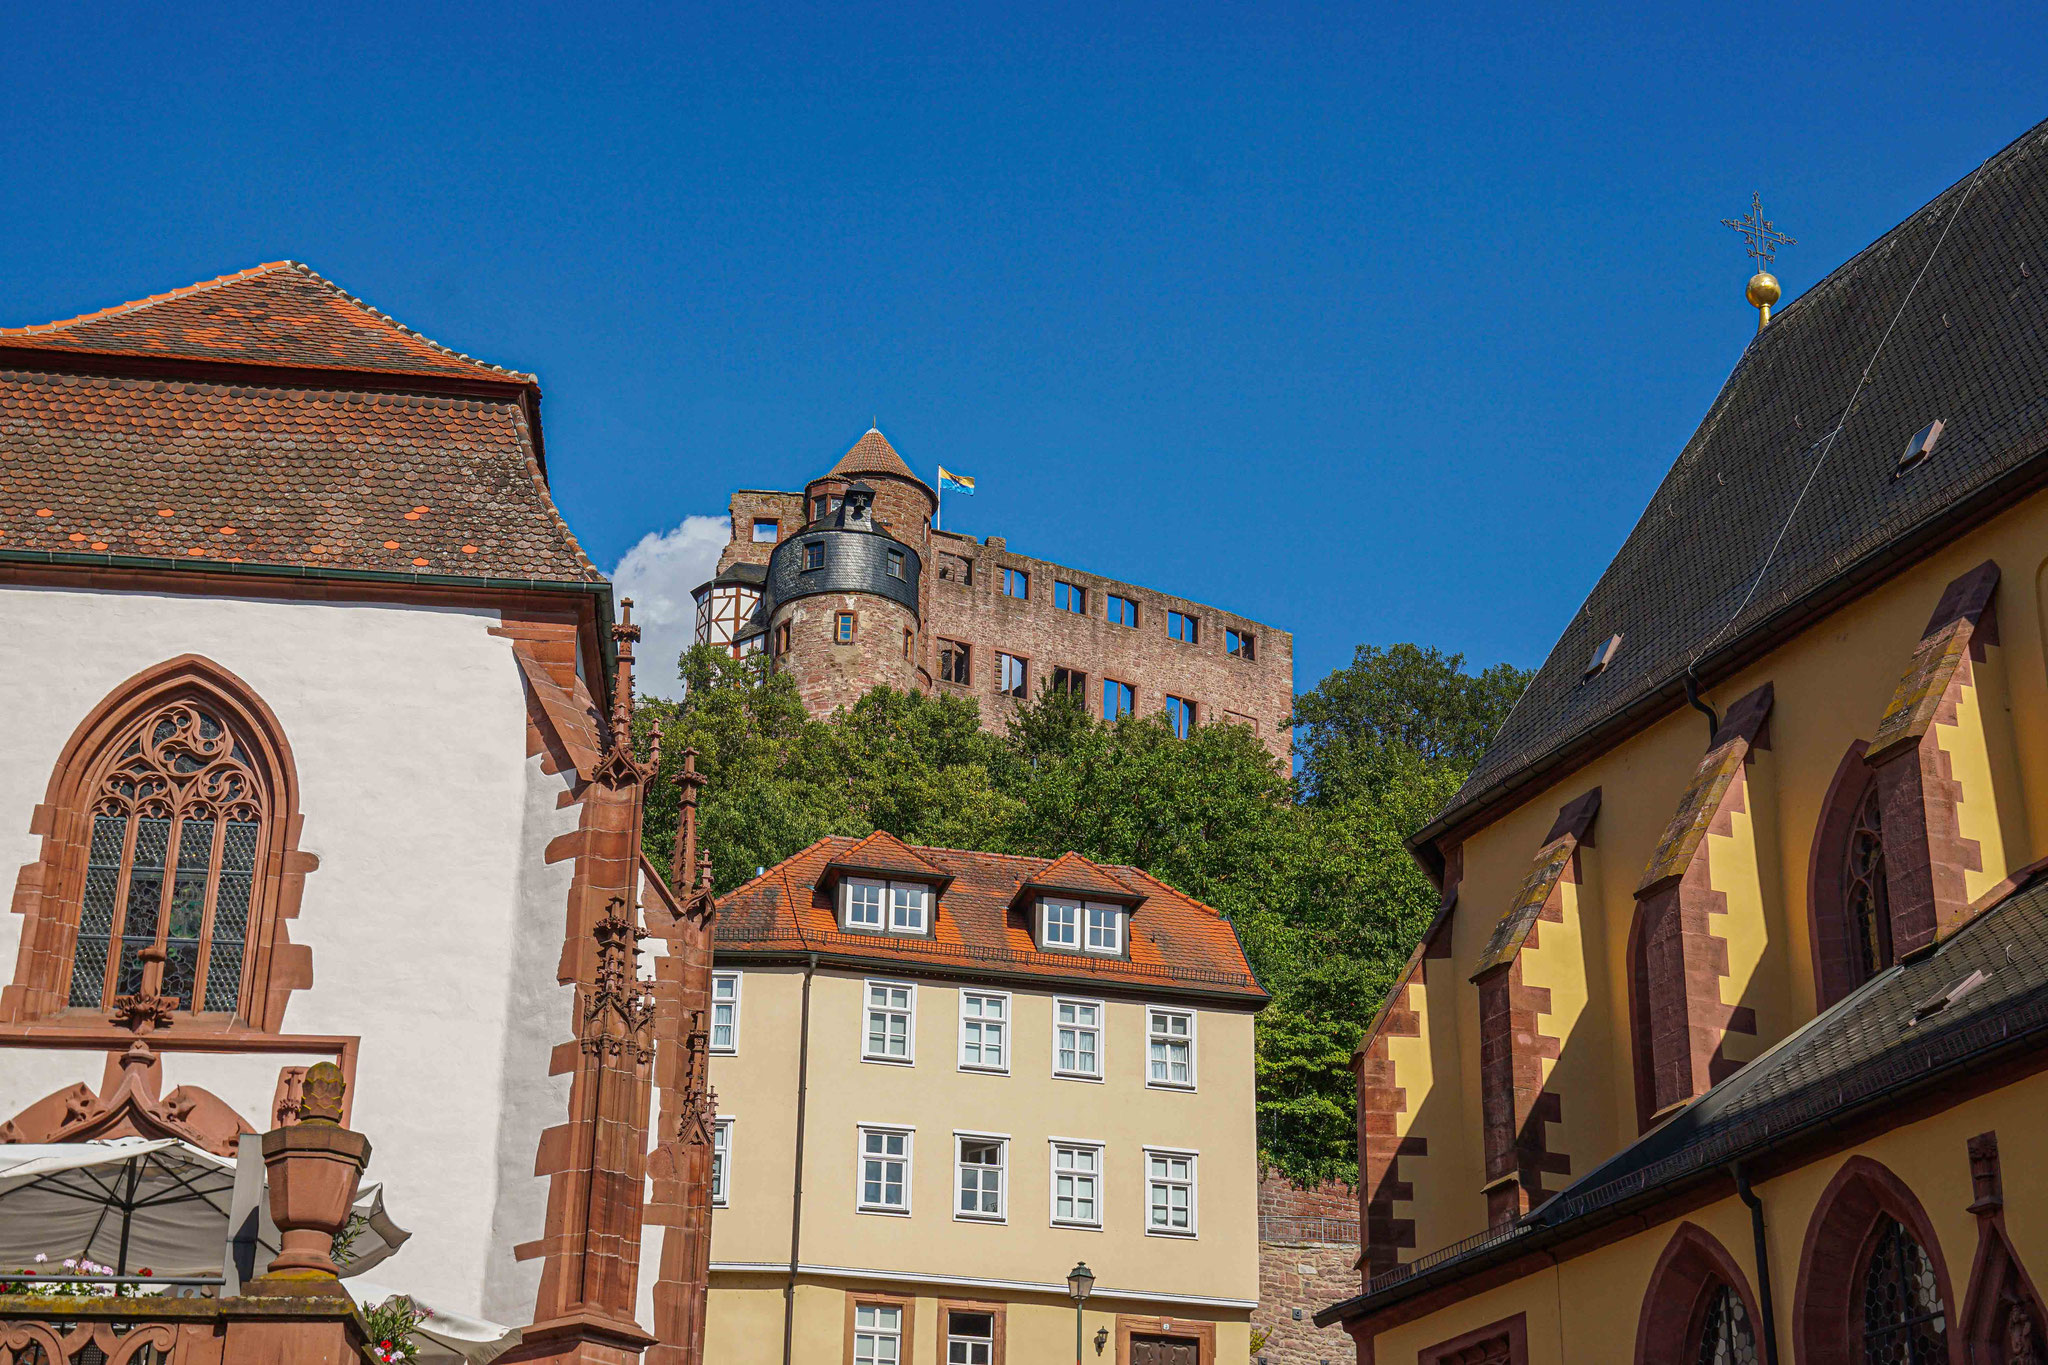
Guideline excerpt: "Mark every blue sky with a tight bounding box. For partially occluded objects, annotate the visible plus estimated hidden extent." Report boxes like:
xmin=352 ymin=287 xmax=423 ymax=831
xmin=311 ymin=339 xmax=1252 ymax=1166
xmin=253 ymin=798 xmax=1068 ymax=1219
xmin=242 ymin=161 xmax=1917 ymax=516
xmin=5 ymin=2 xmax=2043 ymax=697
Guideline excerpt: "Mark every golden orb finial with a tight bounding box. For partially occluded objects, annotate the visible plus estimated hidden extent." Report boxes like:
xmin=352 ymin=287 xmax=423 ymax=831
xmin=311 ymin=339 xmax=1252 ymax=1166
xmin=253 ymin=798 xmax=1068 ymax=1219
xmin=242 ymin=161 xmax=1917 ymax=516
xmin=1747 ymin=271 xmax=1782 ymax=321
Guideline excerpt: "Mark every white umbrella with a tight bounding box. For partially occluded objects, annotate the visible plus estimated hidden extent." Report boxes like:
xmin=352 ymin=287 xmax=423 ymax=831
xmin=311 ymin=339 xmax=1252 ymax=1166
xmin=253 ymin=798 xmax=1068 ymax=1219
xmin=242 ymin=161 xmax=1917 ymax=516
xmin=0 ymin=1135 xmax=408 ymax=1283
xmin=0 ymin=1138 xmax=235 ymax=1278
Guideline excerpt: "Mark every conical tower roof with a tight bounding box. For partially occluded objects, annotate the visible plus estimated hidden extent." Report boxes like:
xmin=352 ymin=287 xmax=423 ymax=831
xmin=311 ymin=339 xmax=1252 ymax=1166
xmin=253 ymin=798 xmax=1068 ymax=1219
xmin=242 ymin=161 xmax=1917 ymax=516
xmin=825 ymin=428 xmax=933 ymax=498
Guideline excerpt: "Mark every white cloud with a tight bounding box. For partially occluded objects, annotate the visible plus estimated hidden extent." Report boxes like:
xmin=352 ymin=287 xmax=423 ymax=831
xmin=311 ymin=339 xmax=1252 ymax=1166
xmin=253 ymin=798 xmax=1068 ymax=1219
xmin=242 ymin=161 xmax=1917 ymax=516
xmin=611 ymin=514 xmax=730 ymax=699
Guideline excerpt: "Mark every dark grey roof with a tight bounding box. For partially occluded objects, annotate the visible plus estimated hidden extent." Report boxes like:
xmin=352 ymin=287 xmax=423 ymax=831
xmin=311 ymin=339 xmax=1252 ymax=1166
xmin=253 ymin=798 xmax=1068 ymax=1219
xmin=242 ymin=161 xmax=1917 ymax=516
xmin=1319 ymin=866 xmax=2048 ymax=1326
xmin=1428 ymin=119 xmax=2048 ymax=842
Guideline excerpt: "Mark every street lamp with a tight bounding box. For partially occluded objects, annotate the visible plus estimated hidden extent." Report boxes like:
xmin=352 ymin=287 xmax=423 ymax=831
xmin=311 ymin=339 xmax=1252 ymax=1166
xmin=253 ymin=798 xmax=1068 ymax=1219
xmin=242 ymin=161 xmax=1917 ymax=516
xmin=1067 ymin=1261 xmax=1095 ymax=1364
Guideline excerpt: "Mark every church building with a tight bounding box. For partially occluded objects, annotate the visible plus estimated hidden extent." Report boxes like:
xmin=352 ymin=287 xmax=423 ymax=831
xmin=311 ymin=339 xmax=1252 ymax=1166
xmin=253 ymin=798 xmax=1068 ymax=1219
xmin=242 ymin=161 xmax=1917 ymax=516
xmin=1319 ymin=119 xmax=2048 ymax=1362
xmin=0 ymin=262 xmax=723 ymax=1363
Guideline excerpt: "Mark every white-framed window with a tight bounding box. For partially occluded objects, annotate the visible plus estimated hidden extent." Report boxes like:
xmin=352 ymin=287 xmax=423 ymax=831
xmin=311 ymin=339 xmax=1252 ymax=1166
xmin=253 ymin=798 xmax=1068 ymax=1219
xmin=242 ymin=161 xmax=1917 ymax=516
xmin=945 ymin=1310 xmax=996 ymax=1365
xmin=864 ymin=981 xmax=915 ymax=1063
xmin=1147 ymin=1006 xmax=1195 ymax=1088
xmin=1053 ymin=998 xmax=1104 ymax=1080
xmin=711 ymin=1117 xmax=733 ymax=1206
xmin=843 ymin=878 xmax=931 ymax=935
xmin=845 ymin=878 xmax=886 ymax=930
xmin=955 ymin=1133 xmax=1007 ymax=1221
xmin=890 ymin=882 xmax=930 ymax=933
xmin=853 ymin=1303 xmax=903 ymax=1365
xmin=1145 ymin=1148 xmax=1197 ymax=1236
xmin=710 ymin=972 xmax=740 ymax=1053
xmin=1050 ymin=1140 xmax=1103 ymax=1227
xmin=1085 ymin=903 xmax=1123 ymax=953
xmin=1040 ymin=897 xmax=1080 ymax=950
xmin=959 ymin=991 xmax=1009 ymax=1072
xmin=858 ymin=1125 xmax=913 ymax=1214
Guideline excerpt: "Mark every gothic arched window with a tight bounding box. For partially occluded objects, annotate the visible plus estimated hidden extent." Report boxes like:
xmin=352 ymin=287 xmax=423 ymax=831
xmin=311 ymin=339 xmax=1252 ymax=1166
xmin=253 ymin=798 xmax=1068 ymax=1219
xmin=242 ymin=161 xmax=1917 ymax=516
xmin=1809 ymin=742 xmax=1898 ymax=1010
xmin=68 ymin=699 xmax=267 ymax=1014
xmin=1695 ymin=1283 xmax=1759 ymax=1365
xmin=1843 ymin=784 xmax=1893 ymax=985
xmin=3 ymin=656 xmax=314 ymax=1031
xmin=1860 ymin=1216 xmax=1948 ymax=1364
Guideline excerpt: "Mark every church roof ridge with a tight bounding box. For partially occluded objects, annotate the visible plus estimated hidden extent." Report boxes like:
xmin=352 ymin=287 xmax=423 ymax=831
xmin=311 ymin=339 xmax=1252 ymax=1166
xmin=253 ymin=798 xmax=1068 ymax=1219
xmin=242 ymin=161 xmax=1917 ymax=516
xmin=1423 ymin=115 xmax=2048 ymax=850
xmin=0 ymin=261 xmax=535 ymax=386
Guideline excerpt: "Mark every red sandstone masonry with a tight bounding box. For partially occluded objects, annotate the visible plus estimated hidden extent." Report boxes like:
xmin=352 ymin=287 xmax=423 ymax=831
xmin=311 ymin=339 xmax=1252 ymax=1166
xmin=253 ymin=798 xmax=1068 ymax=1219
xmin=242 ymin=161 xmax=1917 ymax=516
xmin=1257 ymin=1175 xmax=1362 ymax=1365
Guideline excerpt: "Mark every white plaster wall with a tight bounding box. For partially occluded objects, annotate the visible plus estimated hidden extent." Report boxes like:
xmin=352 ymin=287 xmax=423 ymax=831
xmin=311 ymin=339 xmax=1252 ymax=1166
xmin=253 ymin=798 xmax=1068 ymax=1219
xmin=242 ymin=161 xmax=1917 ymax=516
xmin=0 ymin=583 xmax=582 ymax=1320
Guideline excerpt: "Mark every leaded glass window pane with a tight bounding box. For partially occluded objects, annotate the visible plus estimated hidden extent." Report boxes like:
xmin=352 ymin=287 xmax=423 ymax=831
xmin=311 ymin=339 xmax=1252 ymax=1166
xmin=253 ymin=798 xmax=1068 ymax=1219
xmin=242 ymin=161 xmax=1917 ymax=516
xmin=1695 ymin=1283 xmax=1757 ymax=1365
xmin=1861 ymin=1216 xmax=1947 ymax=1364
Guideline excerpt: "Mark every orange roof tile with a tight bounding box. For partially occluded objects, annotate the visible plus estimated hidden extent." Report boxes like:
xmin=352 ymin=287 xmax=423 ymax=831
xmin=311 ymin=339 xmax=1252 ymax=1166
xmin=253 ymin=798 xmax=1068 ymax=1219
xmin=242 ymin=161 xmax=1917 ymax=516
xmin=821 ymin=830 xmax=954 ymax=886
xmin=828 ymin=428 xmax=929 ymax=491
xmin=715 ymin=837 xmax=1264 ymax=1001
xmin=1 ymin=262 xmax=531 ymax=385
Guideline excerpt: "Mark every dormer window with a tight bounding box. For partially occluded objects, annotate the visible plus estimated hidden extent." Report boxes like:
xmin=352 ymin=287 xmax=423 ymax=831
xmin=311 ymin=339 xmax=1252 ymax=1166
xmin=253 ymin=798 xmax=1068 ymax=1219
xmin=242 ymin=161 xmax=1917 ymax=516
xmin=1038 ymin=898 xmax=1125 ymax=955
xmin=842 ymin=877 xmax=932 ymax=935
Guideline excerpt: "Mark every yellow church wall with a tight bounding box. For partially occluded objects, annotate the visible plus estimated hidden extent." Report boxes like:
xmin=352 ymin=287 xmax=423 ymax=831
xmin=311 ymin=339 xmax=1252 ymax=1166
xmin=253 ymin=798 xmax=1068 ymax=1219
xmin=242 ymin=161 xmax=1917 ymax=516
xmin=1939 ymin=647 xmax=2025 ymax=904
xmin=1513 ymin=868 xmax=1608 ymax=1192
xmin=1364 ymin=1066 xmax=2048 ymax=1364
xmin=1382 ymin=950 xmax=1477 ymax=1266
xmin=1386 ymin=488 xmax=2048 ymax=1272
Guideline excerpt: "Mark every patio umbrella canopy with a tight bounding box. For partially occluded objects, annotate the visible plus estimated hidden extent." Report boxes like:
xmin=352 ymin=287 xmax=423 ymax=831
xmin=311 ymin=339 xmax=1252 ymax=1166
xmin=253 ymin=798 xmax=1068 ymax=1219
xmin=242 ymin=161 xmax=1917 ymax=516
xmin=0 ymin=1136 xmax=408 ymax=1281
xmin=0 ymin=1139 xmax=234 ymax=1278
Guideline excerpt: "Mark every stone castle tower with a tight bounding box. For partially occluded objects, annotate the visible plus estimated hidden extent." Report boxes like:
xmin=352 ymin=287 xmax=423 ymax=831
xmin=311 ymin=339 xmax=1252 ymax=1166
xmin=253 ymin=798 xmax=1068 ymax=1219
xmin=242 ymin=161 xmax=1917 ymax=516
xmin=695 ymin=428 xmax=1295 ymax=757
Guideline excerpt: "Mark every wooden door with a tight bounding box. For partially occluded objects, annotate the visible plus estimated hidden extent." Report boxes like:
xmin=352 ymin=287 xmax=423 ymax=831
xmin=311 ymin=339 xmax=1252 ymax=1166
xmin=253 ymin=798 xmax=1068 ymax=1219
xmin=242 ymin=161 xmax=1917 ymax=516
xmin=1129 ymin=1334 xmax=1200 ymax=1365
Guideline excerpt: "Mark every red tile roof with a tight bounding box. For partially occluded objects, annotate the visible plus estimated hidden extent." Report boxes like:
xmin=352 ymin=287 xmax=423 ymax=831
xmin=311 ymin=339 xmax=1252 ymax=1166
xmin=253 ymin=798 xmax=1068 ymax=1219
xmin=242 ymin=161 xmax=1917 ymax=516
xmin=0 ymin=368 xmax=601 ymax=583
xmin=1017 ymin=851 xmax=1147 ymax=906
xmin=821 ymin=830 xmax=954 ymax=886
xmin=828 ymin=428 xmax=929 ymax=492
xmin=0 ymin=262 xmax=531 ymax=385
xmin=0 ymin=265 xmax=602 ymax=585
xmin=716 ymin=837 xmax=1265 ymax=1001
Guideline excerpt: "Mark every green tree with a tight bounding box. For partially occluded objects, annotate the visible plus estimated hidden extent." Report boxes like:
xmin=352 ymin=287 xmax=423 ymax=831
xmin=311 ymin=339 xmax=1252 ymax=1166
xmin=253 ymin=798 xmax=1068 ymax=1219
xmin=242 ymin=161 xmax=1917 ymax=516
xmin=1292 ymin=643 xmax=1529 ymax=807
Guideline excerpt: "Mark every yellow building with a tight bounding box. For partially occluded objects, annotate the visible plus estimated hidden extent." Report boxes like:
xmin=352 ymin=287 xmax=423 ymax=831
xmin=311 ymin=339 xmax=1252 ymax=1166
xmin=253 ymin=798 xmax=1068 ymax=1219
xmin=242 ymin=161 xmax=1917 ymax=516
xmin=1320 ymin=119 xmax=2048 ymax=1361
xmin=702 ymin=831 xmax=1265 ymax=1364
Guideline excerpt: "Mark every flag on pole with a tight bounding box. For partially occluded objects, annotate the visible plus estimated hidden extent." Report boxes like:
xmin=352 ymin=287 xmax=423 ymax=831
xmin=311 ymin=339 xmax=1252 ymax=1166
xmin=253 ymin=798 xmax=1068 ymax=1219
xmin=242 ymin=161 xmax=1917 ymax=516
xmin=938 ymin=467 xmax=976 ymax=494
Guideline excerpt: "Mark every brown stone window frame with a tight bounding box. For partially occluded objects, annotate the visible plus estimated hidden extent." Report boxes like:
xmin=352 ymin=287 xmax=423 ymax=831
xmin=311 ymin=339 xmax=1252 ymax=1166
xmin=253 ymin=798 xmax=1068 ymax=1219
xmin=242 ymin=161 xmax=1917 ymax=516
xmin=1417 ymin=1312 xmax=1526 ymax=1364
xmin=844 ymin=1291 xmax=916 ymax=1364
xmin=1225 ymin=628 xmax=1255 ymax=661
xmin=1632 ymin=1222 xmax=1766 ymax=1365
xmin=752 ymin=517 xmax=781 ymax=543
xmin=775 ymin=622 xmax=793 ymax=657
xmin=939 ymin=639 xmax=972 ymax=686
xmin=902 ymin=627 xmax=914 ymax=662
xmin=1050 ymin=666 xmax=1088 ymax=702
xmin=1808 ymin=740 xmax=1888 ymax=1010
xmin=997 ymin=652 xmax=1029 ymax=699
xmin=1793 ymin=1155 xmax=1958 ymax=1365
xmin=835 ymin=610 xmax=858 ymax=645
xmin=936 ymin=1298 xmax=1006 ymax=1364
xmin=3 ymin=655 xmax=315 ymax=1032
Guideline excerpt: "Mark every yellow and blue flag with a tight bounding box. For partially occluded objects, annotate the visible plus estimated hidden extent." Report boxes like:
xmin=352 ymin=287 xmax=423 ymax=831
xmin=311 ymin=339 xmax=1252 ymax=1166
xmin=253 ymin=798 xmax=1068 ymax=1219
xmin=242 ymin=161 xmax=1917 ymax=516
xmin=938 ymin=467 xmax=976 ymax=494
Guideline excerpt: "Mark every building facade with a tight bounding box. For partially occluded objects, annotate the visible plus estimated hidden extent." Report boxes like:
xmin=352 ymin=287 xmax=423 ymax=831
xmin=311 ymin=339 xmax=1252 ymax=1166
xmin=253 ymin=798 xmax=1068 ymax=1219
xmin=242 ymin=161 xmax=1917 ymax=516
xmin=701 ymin=830 xmax=1266 ymax=1363
xmin=1321 ymin=119 xmax=2048 ymax=1361
xmin=0 ymin=263 xmax=718 ymax=1363
xmin=693 ymin=431 xmax=1295 ymax=761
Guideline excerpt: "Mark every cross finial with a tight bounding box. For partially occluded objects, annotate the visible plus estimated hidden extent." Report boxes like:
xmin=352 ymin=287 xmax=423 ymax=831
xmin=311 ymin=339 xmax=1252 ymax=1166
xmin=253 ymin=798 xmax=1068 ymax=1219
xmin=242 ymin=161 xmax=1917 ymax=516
xmin=1723 ymin=192 xmax=1795 ymax=268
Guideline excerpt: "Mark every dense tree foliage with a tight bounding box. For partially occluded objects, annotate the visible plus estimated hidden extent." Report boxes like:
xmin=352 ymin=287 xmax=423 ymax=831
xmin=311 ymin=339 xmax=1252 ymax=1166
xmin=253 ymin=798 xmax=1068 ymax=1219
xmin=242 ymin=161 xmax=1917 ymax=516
xmin=633 ymin=641 xmax=1527 ymax=1182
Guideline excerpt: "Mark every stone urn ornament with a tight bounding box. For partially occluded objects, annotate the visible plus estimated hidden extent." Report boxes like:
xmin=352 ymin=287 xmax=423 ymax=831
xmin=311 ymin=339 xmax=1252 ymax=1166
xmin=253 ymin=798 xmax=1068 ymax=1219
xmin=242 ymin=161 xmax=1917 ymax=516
xmin=260 ymin=1062 xmax=372 ymax=1279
